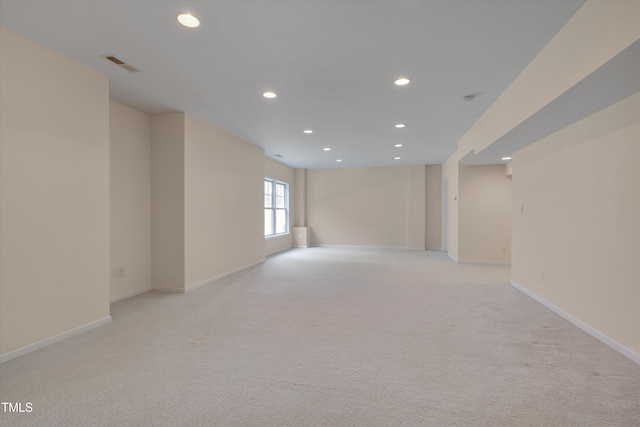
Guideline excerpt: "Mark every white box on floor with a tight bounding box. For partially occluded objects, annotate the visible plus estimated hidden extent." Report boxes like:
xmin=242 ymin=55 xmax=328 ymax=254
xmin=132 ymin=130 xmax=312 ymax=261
xmin=293 ymin=227 xmax=310 ymax=248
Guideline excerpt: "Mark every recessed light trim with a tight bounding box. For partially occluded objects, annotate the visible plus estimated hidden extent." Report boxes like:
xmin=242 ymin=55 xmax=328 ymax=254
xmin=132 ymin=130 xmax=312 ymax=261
xmin=395 ymin=123 xmax=406 ymax=128
xmin=395 ymin=77 xmax=411 ymax=86
xmin=303 ymin=130 xmax=313 ymax=134
xmin=394 ymin=144 xmax=403 ymax=148
xmin=502 ymin=156 xmax=512 ymax=161
xmin=177 ymin=13 xmax=200 ymax=28
xmin=263 ymin=91 xmax=277 ymax=99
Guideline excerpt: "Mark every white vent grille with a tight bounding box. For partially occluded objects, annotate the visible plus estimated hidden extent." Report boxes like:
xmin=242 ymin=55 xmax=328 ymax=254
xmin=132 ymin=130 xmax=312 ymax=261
xmin=102 ymin=55 xmax=140 ymax=73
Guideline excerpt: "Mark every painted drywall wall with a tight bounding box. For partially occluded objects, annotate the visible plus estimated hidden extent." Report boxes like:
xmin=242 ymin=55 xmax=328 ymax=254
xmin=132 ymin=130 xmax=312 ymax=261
xmin=265 ymin=158 xmax=296 ymax=256
xmin=441 ymin=155 xmax=461 ymax=260
xmin=512 ymin=93 xmax=640 ymax=356
xmin=151 ymin=113 xmax=265 ymax=291
xmin=459 ymin=165 xmax=511 ymax=263
xmin=438 ymin=0 xmax=640 ymax=361
xmin=407 ymin=166 xmax=426 ymax=250
xmin=442 ymin=0 xmax=639 ymax=267
xmin=294 ymin=169 xmax=307 ymax=227
xmin=425 ymin=165 xmax=442 ymax=250
xmin=306 ymin=166 xmax=426 ymax=248
xmin=0 ymin=27 xmax=110 ymax=354
xmin=457 ymin=0 xmax=640 ymax=156
xmin=110 ymin=101 xmax=152 ymax=302
xmin=184 ymin=115 xmax=265 ymax=288
xmin=150 ymin=113 xmax=185 ymax=291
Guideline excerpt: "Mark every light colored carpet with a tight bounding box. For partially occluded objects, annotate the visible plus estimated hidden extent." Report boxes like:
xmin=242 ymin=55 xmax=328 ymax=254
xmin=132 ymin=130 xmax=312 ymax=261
xmin=1 ymin=247 xmax=639 ymax=426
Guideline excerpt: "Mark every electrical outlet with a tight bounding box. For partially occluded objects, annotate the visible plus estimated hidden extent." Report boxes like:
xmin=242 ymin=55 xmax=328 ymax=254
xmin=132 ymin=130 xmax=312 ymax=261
xmin=119 ymin=267 xmax=125 ymax=277
xmin=113 ymin=269 xmax=119 ymax=279
xmin=539 ymin=271 xmax=545 ymax=281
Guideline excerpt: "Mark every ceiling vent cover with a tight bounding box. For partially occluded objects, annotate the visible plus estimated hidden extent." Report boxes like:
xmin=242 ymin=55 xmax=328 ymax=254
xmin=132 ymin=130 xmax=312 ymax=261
xmin=103 ymin=55 xmax=140 ymax=73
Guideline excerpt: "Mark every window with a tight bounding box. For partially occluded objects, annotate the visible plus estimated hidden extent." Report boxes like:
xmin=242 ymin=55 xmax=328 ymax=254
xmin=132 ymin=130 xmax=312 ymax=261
xmin=264 ymin=178 xmax=289 ymax=237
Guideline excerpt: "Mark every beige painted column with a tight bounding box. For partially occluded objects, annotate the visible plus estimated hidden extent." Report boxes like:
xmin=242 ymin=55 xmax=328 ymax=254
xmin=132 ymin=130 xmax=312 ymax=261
xmin=294 ymin=168 xmax=307 ymax=227
xmin=406 ymin=165 xmax=426 ymax=249
xmin=425 ymin=165 xmax=443 ymax=250
xmin=150 ymin=113 xmax=185 ymax=291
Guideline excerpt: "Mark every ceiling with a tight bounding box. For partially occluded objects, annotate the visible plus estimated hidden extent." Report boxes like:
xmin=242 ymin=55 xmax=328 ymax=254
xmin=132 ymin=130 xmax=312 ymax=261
xmin=0 ymin=0 xmax=587 ymax=169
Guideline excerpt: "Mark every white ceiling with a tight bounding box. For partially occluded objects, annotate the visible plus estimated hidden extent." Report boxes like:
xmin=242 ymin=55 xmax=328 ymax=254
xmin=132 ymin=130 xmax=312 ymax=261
xmin=0 ymin=0 xmax=587 ymax=169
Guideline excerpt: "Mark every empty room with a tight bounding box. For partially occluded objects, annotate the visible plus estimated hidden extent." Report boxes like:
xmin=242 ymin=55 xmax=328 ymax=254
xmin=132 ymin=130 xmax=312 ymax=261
xmin=1 ymin=0 xmax=639 ymax=426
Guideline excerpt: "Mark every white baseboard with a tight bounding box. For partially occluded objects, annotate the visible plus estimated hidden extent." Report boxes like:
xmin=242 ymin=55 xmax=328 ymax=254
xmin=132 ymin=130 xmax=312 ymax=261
xmin=510 ymin=281 xmax=640 ymax=365
xmin=110 ymin=287 xmax=152 ymax=303
xmin=150 ymin=286 xmax=185 ymax=293
xmin=184 ymin=259 xmax=265 ymax=293
xmin=314 ymin=244 xmax=416 ymax=250
xmin=265 ymin=246 xmax=293 ymax=257
xmin=0 ymin=316 xmax=112 ymax=364
xmin=447 ymin=253 xmax=459 ymax=262
xmin=461 ymin=260 xmax=511 ymax=266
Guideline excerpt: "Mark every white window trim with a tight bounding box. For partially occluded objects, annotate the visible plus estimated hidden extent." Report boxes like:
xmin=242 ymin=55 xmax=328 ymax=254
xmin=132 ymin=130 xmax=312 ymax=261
xmin=264 ymin=177 xmax=289 ymax=238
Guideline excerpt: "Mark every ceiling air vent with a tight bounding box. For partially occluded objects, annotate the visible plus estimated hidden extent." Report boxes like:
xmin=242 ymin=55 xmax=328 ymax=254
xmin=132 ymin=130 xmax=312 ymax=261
xmin=103 ymin=54 xmax=140 ymax=73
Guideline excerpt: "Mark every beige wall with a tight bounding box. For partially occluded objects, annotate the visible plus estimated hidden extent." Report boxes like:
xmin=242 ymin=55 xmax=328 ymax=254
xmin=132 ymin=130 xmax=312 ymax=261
xmin=150 ymin=114 xmax=266 ymax=291
xmin=265 ymin=158 xmax=296 ymax=256
xmin=459 ymin=165 xmax=512 ymax=263
xmin=306 ymin=166 xmax=426 ymax=248
xmin=294 ymin=169 xmax=307 ymax=227
xmin=110 ymin=101 xmax=152 ymax=301
xmin=444 ymin=0 xmax=639 ymax=265
xmin=150 ymin=113 xmax=185 ymax=291
xmin=441 ymin=0 xmax=640 ymax=360
xmin=0 ymin=27 xmax=110 ymax=354
xmin=407 ymin=166 xmax=426 ymax=250
xmin=425 ymin=165 xmax=442 ymax=250
xmin=184 ymin=115 xmax=265 ymax=288
xmin=457 ymin=0 xmax=640 ymax=156
xmin=442 ymin=158 xmax=512 ymax=263
xmin=442 ymin=155 xmax=461 ymax=260
xmin=512 ymin=93 xmax=640 ymax=356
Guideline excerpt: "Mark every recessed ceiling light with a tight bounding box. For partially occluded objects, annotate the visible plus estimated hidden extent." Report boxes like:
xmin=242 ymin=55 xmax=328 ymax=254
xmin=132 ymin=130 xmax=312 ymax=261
xmin=394 ymin=144 xmax=403 ymax=148
xmin=323 ymin=148 xmax=331 ymax=151
xmin=395 ymin=77 xmax=411 ymax=86
xmin=263 ymin=91 xmax=277 ymax=99
xmin=502 ymin=156 xmax=512 ymax=161
xmin=394 ymin=157 xmax=401 ymax=160
xmin=395 ymin=123 xmax=406 ymax=128
xmin=336 ymin=159 xmax=343 ymax=162
xmin=177 ymin=13 xmax=200 ymax=28
xmin=303 ymin=130 xmax=313 ymax=134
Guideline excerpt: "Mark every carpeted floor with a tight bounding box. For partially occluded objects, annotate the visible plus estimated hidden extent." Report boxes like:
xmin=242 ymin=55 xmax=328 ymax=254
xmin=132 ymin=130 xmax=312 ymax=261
xmin=1 ymin=247 xmax=639 ymax=426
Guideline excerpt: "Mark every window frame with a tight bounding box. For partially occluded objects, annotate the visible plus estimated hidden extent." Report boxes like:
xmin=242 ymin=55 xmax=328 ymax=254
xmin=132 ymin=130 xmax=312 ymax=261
xmin=264 ymin=177 xmax=289 ymax=238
